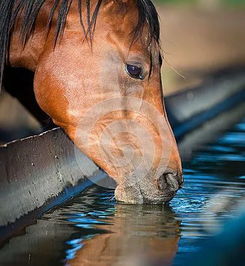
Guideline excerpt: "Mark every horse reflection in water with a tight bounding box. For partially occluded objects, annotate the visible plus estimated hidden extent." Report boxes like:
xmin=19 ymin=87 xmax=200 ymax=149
xmin=1 ymin=0 xmax=183 ymax=203
xmin=0 ymin=188 xmax=180 ymax=266
xmin=66 ymin=205 xmax=180 ymax=266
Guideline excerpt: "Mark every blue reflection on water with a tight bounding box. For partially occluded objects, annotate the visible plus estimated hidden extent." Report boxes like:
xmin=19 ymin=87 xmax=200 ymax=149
xmin=65 ymin=239 xmax=83 ymax=260
xmin=172 ymin=119 xmax=245 ymax=265
xmin=62 ymin=119 xmax=245 ymax=265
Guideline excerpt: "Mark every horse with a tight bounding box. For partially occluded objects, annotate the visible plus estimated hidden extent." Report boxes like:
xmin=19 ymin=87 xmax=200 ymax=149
xmin=0 ymin=0 xmax=183 ymax=204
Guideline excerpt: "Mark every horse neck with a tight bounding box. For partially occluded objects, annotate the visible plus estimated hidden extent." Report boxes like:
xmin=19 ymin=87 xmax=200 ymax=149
xmin=8 ymin=0 xmax=100 ymax=72
xmin=9 ymin=30 xmax=46 ymax=71
xmin=8 ymin=1 xmax=54 ymax=72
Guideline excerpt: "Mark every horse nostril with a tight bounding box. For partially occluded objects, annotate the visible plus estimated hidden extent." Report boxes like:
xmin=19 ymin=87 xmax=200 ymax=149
xmin=157 ymin=175 xmax=168 ymax=191
xmin=157 ymin=173 xmax=181 ymax=192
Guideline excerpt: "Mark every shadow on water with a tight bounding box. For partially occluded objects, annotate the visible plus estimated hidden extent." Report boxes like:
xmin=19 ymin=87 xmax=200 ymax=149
xmin=0 ymin=188 xmax=180 ymax=266
xmin=0 ymin=118 xmax=244 ymax=266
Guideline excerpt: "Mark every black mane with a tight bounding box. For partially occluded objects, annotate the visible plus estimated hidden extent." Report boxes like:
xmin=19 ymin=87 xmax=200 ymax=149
xmin=0 ymin=0 xmax=160 ymax=88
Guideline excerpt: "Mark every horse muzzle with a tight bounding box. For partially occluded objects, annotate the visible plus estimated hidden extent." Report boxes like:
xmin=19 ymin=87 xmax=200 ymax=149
xmin=114 ymin=171 xmax=183 ymax=204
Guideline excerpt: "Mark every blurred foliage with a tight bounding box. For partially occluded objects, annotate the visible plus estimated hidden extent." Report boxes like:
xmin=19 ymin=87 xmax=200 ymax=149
xmin=155 ymin=0 xmax=245 ymax=7
xmin=154 ymin=0 xmax=196 ymax=4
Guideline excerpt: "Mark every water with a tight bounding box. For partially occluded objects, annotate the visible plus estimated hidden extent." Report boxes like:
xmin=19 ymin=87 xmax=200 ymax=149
xmin=0 ymin=119 xmax=244 ymax=266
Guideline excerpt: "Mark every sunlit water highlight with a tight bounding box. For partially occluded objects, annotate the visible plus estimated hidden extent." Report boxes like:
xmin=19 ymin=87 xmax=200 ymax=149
xmin=0 ymin=119 xmax=244 ymax=266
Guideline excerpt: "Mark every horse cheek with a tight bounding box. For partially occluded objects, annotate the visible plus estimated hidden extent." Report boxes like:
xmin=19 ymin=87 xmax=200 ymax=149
xmin=33 ymin=60 xmax=70 ymax=126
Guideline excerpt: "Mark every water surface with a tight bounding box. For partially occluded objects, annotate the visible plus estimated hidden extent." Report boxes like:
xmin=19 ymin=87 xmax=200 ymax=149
xmin=0 ymin=119 xmax=244 ymax=266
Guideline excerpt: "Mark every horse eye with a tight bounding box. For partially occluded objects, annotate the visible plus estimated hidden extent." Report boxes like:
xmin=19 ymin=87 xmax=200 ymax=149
xmin=126 ymin=64 xmax=144 ymax=80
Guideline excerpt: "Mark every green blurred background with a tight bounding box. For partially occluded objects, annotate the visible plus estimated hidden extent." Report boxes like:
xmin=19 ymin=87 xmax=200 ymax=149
xmin=152 ymin=0 xmax=245 ymax=94
xmin=155 ymin=0 xmax=245 ymax=7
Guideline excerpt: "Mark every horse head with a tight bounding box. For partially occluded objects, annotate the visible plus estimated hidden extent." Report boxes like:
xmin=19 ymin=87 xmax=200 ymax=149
xmin=8 ymin=0 xmax=183 ymax=203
